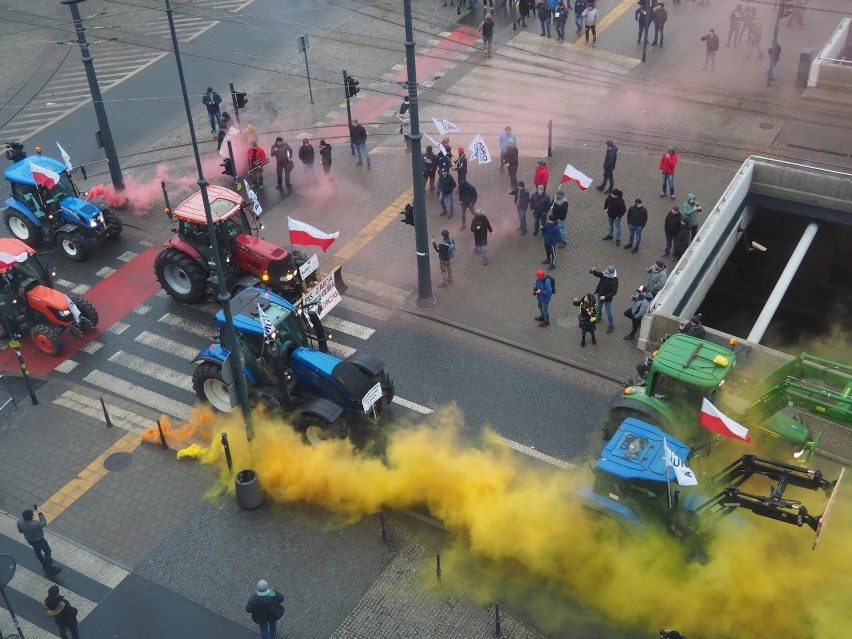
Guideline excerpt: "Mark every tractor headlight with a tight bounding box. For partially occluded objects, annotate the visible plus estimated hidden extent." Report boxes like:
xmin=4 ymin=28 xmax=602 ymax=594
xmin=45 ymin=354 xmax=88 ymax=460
xmin=89 ymin=218 xmax=98 ymax=228
xmin=281 ymin=271 xmax=296 ymax=282
xmin=59 ymin=309 xmax=72 ymax=317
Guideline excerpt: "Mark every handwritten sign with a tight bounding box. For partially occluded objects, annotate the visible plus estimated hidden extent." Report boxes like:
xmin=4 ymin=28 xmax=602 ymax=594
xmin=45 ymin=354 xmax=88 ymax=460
xmin=299 ymin=254 xmax=319 ymax=280
xmin=361 ymin=382 xmax=383 ymax=414
xmin=302 ymin=271 xmax=341 ymax=319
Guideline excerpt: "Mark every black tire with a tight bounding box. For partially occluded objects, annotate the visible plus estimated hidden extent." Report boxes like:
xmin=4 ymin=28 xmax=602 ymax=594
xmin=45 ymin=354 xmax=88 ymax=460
xmin=72 ymin=296 xmax=99 ymax=329
xmin=56 ymin=231 xmax=87 ymax=262
xmin=296 ymin=413 xmax=349 ymax=445
xmin=102 ymin=208 xmax=123 ymax=239
xmin=192 ymin=361 xmax=236 ymax=412
xmin=30 ymin=324 xmax=63 ymax=356
xmin=4 ymin=208 xmax=43 ymax=247
xmin=154 ymin=248 xmax=207 ymax=304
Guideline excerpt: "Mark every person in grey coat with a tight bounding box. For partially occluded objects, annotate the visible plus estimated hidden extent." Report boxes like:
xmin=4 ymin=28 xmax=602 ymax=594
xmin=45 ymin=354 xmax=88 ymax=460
xmin=624 ymin=285 xmax=651 ymax=340
xmin=17 ymin=508 xmax=61 ymax=574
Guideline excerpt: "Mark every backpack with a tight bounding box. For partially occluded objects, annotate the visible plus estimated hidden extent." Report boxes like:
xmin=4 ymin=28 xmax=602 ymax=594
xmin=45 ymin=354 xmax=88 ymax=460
xmin=546 ymin=274 xmax=555 ymax=295
xmin=446 ymin=238 xmax=456 ymax=260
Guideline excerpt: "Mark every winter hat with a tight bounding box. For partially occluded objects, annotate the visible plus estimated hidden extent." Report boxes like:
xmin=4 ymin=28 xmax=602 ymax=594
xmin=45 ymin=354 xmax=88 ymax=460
xmin=637 ymin=285 xmax=648 ymax=293
xmin=667 ymin=147 xmax=674 ymax=153
xmin=256 ymin=580 xmax=270 ymax=595
xmin=507 ymin=137 xmax=516 ymax=145
xmin=556 ymin=189 xmax=566 ymax=197
xmin=536 ymin=269 xmax=545 ymax=279
xmin=518 ymin=180 xmax=526 ymax=188
xmin=48 ymin=586 xmax=60 ymax=597
xmin=655 ymin=259 xmax=666 ymax=268
xmin=602 ymin=265 xmax=617 ymax=278
xmin=537 ymin=160 xmax=545 ymax=166
xmin=537 ymin=185 xmax=545 ymax=191
xmin=635 ymin=198 xmax=642 ymax=204
xmin=692 ymin=313 xmax=703 ymax=324
xmin=441 ymin=229 xmax=450 ymax=238
xmin=207 ymin=87 xmax=213 ymax=93
xmin=606 ymin=140 xmax=614 ymax=146
xmin=611 ymin=188 xmax=623 ymax=197
xmin=475 ymin=208 xmax=484 ymax=215
xmin=457 ymin=147 xmax=464 ymax=154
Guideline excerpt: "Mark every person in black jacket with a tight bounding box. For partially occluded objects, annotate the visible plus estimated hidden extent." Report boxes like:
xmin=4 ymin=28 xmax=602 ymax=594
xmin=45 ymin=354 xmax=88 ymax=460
xmin=438 ymin=170 xmax=457 ymax=218
xmin=318 ymin=139 xmax=333 ymax=181
xmin=271 ymin=137 xmax=294 ymax=192
xmin=625 ymin=198 xmax=648 ymax=252
xmin=590 ymin=265 xmax=619 ymax=332
xmin=516 ymin=181 xmax=531 ymax=235
xmin=597 ymin=140 xmax=618 ymax=193
xmin=529 ymin=185 xmax=552 ymax=238
xmin=602 ymin=188 xmax=626 ymax=246
xmin=432 ymin=229 xmax=454 ymax=287
xmin=245 ymin=580 xmax=285 ymax=639
xmin=298 ymin=138 xmax=315 ymax=181
xmin=454 ymin=147 xmax=468 ymax=184
xmin=457 ymin=180 xmax=477 ymax=229
xmin=651 ymin=2 xmax=668 ymax=46
xmin=423 ymin=145 xmax=438 ymax=192
xmin=505 ymin=137 xmax=520 ymax=189
xmin=42 ymin=586 xmax=79 ymax=639
xmin=471 ymin=209 xmax=493 ymax=265
xmin=350 ymin=119 xmax=371 ymax=168
xmin=662 ymin=206 xmax=683 ymax=257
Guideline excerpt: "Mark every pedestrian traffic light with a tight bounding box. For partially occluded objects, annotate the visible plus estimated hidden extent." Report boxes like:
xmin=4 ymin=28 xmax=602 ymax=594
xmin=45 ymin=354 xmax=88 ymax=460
xmin=346 ymin=75 xmax=360 ymax=98
xmin=235 ymin=91 xmax=248 ymax=109
xmin=400 ymin=203 xmax=415 ymax=226
xmin=221 ymin=157 xmax=235 ymax=177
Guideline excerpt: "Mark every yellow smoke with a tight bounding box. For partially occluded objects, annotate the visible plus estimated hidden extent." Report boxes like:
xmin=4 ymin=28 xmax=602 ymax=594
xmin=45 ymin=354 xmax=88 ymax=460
xmin=161 ymin=405 xmax=851 ymax=638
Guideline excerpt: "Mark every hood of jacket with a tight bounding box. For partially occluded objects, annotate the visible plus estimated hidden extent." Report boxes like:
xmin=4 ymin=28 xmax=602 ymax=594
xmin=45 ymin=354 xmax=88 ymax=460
xmin=602 ymin=265 xmax=617 ymax=278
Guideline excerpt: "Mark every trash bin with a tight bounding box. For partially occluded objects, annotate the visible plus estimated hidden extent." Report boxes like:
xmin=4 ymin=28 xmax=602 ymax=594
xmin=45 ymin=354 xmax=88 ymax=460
xmin=235 ymin=469 xmax=264 ymax=510
xmin=796 ymin=48 xmax=813 ymax=89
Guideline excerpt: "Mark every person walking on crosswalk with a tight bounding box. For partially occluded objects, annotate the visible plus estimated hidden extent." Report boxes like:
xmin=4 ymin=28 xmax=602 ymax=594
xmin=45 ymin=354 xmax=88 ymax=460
xmin=41 ymin=585 xmax=80 ymax=639
xmin=17 ymin=507 xmax=61 ymax=575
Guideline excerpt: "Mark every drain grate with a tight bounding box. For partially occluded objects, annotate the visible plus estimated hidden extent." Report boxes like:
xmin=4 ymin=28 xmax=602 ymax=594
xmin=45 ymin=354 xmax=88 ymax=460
xmin=759 ymin=122 xmax=774 ymax=130
xmin=104 ymin=452 xmax=133 ymax=471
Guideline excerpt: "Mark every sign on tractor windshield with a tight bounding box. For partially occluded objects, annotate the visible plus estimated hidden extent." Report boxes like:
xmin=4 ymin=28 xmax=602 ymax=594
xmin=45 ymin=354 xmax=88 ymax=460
xmin=302 ymin=271 xmax=341 ymax=319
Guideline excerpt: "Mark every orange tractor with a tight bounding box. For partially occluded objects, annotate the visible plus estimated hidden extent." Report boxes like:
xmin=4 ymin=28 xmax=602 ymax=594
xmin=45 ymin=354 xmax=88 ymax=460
xmin=0 ymin=238 xmax=98 ymax=355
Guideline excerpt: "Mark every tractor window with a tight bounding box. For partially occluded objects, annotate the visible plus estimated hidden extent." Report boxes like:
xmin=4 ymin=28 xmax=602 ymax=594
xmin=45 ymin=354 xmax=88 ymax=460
xmin=239 ymin=332 xmax=264 ymax=359
xmin=649 ymin=373 xmax=705 ymax=423
xmin=11 ymin=182 xmax=39 ymax=206
xmin=209 ymin=198 xmax=238 ymax=219
xmin=45 ymin=172 xmax=75 ymax=200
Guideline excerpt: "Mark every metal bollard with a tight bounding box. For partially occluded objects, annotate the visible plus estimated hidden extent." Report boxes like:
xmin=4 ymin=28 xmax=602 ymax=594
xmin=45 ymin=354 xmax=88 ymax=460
xmin=547 ymin=119 xmax=553 ymax=157
xmin=379 ymin=510 xmax=387 ymax=542
xmin=436 ymin=553 xmax=442 ymax=583
xmin=100 ymin=397 xmax=113 ymax=428
xmin=494 ymin=602 xmax=502 ymax=637
xmin=221 ymin=432 xmax=233 ymax=473
xmin=156 ymin=420 xmax=168 ymax=449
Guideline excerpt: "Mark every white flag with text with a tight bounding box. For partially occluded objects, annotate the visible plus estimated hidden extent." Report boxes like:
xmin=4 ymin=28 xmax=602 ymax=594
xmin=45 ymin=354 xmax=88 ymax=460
xmin=663 ymin=438 xmax=698 ymax=486
xmin=468 ymin=134 xmax=492 ymax=165
xmin=432 ymin=118 xmax=460 ymax=136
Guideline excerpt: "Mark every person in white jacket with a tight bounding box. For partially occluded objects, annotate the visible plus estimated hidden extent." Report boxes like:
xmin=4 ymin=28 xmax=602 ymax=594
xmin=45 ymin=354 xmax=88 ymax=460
xmin=582 ymin=4 xmax=599 ymax=46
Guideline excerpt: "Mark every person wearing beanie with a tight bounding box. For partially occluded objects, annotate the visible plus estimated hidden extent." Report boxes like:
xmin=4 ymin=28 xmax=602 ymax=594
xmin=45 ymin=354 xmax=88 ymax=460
xmin=646 ymin=259 xmax=668 ymax=298
xmin=202 ymin=86 xmax=222 ymax=134
xmin=590 ymin=265 xmax=619 ymax=332
xmin=470 ymin=208 xmax=493 ymax=265
xmin=422 ymin=145 xmax=439 ymax=192
xmin=457 ymin=179 xmax=478 ymax=229
xmin=454 ymin=147 xmax=468 ymax=184
xmin=246 ymin=579 xmax=285 ymax=639
xmin=597 ymin=140 xmax=618 ymax=193
xmin=42 ymin=585 xmax=79 ymax=638
xmin=17 ymin=508 xmax=61 ymax=574
xmin=659 ymin=147 xmax=679 ymax=200
xmin=271 ymin=136 xmax=294 ymax=192
xmin=529 ymin=184 xmax=552 ymax=238
xmin=498 ymin=126 xmax=515 ymax=170
xmin=534 ymin=159 xmax=549 ymax=191
xmin=533 ymin=269 xmax=553 ymax=327
xmin=623 ymin=285 xmax=650 ymax=340
xmin=681 ymin=193 xmax=703 ymax=241
xmin=516 ymin=181 xmax=531 ymax=235
xmin=542 ymin=215 xmax=560 ymax=270
xmin=505 ymin=137 xmax=519 ymax=189
xmin=318 ymin=139 xmax=333 ymax=180
xmin=625 ymin=198 xmax=648 ymax=253
xmin=437 ymin=169 xmax=457 ymax=218
xmin=298 ymin=138 xmax=316 ymax=181
xmin=602 ymin=188 xmax=627 ymax=246
xmin=432 ymin=229 xmax=455 ymax=287
xmin=551 ymin=189 xmax=569 ymax=248
xmin=680 ymin=313 xmax=706 ymax=338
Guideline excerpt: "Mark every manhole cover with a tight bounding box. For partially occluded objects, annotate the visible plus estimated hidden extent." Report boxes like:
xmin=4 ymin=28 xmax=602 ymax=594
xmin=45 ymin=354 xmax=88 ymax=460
xmin=104 ymin=452 xmax=133 ymax=471
xmin=759 ymin=122 xmax=774 ymax=130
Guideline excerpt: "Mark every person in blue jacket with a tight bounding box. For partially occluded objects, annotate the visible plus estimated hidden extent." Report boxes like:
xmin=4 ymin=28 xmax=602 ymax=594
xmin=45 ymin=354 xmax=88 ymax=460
xmin=533 ymin=269 xmax=553 ymax=327
xmin=542 ymin=215 xmax=561 ymax=270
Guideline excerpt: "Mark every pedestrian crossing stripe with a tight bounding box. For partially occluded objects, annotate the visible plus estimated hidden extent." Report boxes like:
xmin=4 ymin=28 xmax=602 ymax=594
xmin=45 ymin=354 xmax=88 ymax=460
xmin=53 ymin=389 xmax=156 ymax=435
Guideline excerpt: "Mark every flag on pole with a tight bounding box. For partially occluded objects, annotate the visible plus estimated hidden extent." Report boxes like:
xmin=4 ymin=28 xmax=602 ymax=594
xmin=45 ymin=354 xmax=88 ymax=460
xmin=432 ymin=118 xmax=460 ymax=136
xmin=663 ymin=438 xmax=699 ymax=486
xmin=424 ymin=132 xmax=448 ymax=155
xmin=56 ymin=143 xmax=73 ymax=172
xmin=467 ymin=134 xmax=492 ymax=165
xmin=287 ymin=217 xmax=339 ymax=253
xmin=29 ymin=162 xmax=61 ymax=189
xmin=218 ymin=126 xmax=240 ymax=158
xmin=257 ymin=303 xmax=275 ymax=339
xmin=560 ymin=164 xmax=593 ymax=190
xmin=0 ymin=247 xmax=31 ymax=269
xmin=699 ymin=398 xmax=751 ymax=442
xmin=64 ymin=294 xmax=82 ymax=323
xmin=242 ymin=180 xmax=263 ymax=218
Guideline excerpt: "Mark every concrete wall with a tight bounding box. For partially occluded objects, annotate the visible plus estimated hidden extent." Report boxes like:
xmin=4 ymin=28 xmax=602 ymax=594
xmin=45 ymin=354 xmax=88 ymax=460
xmin=808 ymin=17 xmax=851 ymax=89
xmin=750 ymin=157 xmax=852 ymax=214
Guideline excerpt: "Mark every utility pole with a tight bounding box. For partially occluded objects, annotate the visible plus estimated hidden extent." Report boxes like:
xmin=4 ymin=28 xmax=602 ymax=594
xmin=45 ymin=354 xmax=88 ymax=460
xmin=61 ymin=0 xmax=124 ymax=192
xmin=343 ymin=70 xmax=355 ymax=156
xmin=165 ymin=0 xmax=254 ymax=440
xmin=403 ymin=0 xmax=436 ymax=307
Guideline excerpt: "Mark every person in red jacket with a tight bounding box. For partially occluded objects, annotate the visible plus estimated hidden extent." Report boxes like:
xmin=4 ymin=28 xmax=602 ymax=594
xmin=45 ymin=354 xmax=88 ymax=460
xmin=247 ymin=140 xmax=267 ymax=189
xmin=659 ymin=146 xmax=678 ymax=200
xmin=534 ymin=160 xmax=549 ymax=191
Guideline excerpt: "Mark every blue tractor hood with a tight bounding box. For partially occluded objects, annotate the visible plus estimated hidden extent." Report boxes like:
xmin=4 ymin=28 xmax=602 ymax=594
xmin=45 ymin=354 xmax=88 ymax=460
xmin=597 ymin=418 xmax=691 ymax=484
xmin=60 ymin=196 xmax=103 ymax=221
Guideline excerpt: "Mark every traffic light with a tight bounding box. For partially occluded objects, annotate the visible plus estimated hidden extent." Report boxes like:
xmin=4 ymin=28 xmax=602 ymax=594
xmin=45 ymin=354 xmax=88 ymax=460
xmin=345 ymin=75 xmax=360 ymax=99
xmin=221 ymin=157 xmax=235 ymax=177
xmin=400 ymin=203 xmax=414 ymax=226
xmin=235 ymin=91 xmax=248 ymax=109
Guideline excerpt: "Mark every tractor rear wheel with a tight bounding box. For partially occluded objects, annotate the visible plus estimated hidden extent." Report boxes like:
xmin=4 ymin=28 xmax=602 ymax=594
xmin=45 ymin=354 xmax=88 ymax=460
xmin=102 ymin=209 xmax=123 ymax=239
xmin=4 ymin=209 xmax=43 ymax=247
xmin=296 ymin=413 xmax=349 ymax=446
xmin=56 ymin=231 xmax=87 ymax=261
xmin=192 ymin=361 xmax=236 ymax=412
xmin=73 ymin=296 xmax=99 ymax=330
xmin=31 ymin=324 xmax=63 ymax=356
xmin=155 ymin=249 xmax=207 ymax=304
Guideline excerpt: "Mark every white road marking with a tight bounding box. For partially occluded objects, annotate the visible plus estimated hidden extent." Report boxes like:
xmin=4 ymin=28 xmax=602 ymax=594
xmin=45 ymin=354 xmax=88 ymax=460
xmin=54 ymin=359 xmax=79 ymax=373
xmin=81 ymin=341 xmax=103 ymax=354
xmin=53 ymin=389 xmax=155 ymax=435
xmin=82 ymin=370 xmax=193 ymax=420
xmin=3 ymin=563 xmax=97 ymax=621
xmin=323 ymin=316 xmax=374 ymax=340
xmin=392 ymin=396 xmax=433 ymax=414
xmin=337 ymin=296 xmax=394 ymax=321
xmin=327 ymin=341 xmax=356 ymax=359
xmin=135 ymin=331 xmax=202 ymax=361
xmin=158 ymin=312 xmax=216 ymax=338
xmin=96 ymin=266 xmax=116 ymax=278
xmin=108 ymin=350 xmax=193 ymax=389
xmin=496 ymin=436 xmax=577 ymax=470
xmin=108 ymin=321 xmax=130 ymax=335
xmin=116 ymin=250 xmax=138 ymax=263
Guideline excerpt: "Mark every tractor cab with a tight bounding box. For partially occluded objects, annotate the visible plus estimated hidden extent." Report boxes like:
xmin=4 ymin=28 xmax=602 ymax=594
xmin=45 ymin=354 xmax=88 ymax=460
xmin=0 ymin=238 xmax=53 ymax=295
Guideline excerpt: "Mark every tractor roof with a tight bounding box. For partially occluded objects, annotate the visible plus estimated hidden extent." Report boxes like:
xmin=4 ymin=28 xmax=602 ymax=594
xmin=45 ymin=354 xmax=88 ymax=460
xmin=597 ymin=418 xmax=691 ymax=483
xmin=651 ymin=333 xmax=735 ymax=389
xmin=219 ymin=287 xmax=297 ymax=333
xmin=0 ymin=237 xmax=36 ymax=273
xmin=172 ymin=185 xmax=243 ymax=224
xmin=4 ymin=156 xmax=66 ymax=187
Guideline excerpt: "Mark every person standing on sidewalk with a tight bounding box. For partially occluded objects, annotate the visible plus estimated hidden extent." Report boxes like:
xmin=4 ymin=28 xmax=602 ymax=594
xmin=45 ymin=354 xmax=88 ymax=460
xmin=516 ymin=181 xmax=531 ymax=235
xmin=438 ymin=169 xmax=457 ymax=218
xmin=768 ymin=42 xmax=782 ymax=81
xmin=318 ymin=140 xmax=333 ymax=181
xmin=478 ymin=11 xmax=495 ymax=57
xmin=18 ymin=508 xmax=61 ymax=575
xmin=573 ymin=293 xmax=598 ymax=347
xmin=423 ymin=145 xmax=438 ymax=191
xmin=350 ymin=119 xmax=372 ymax=168
xmin=247 ymin=140 xmax=267 ymax=189
xmin=271 ymin=137 xmax=294 ymax=192
xmin=471 ymin=208 xmax=493 ymax=265
xmin=298 ymin=138 xmax=316 ymax=181
xmin=701 ymin=28 xmax=720 ymax=71
xmin=499 ymin=126 xmax=514 ymax=170
xmin=591 ymin=265 xmax=619 ymax=333
xmin=681 ymin=193 xmax=702 ymax=240
xmin=623 ymin=285 xmax=650 ymax=340
xmin=202 ymin=87 xmax=222 ymax=134
xmin=551 ymin=188 xmax=569 ymax=247
xmin=246 ymin=579 xmax=285 ymax=639
xmin=787 ymin=0 xmax=807 ymax=28
xmin=533 ymin=269 xmax=553 ymax=327
xmin=455 ymin=147 xmax=469 ymax=184
xmin=651 ymin=2 xmax=667 ymax=46
xmin=537 ymin=0 xmax=552 ymax=38
xmin=574 ymin=0 xmax=587 ymax=35
xmin=41 ymin=586 xmax=79 ymax=639
xmin=458 ymin=179 xmax=478 ymax=229
xmin=740 ymin=2 xmax=756 ymax=44
xmin=646 ymin=259 xmax=668 ymax=298
xmin=635 ymin=0 xmax=651 ymax=45
xmin=529 ymin=184 xmax=552 ymax=238
xmin=534 ymin=160 xmax=549 ymax=192
xmin=659 ymin=147 xmax=678 ymax=199
xmin=727 ymin=4 xmax=744 ymax=47
xmin=582 ymin=2 xmax=599 ymax=46
xmin=624 ymin=198 xmax=647 ymax=253
xmin=662 ymin=206 xmax=684 ymax=257
xmin=602 ymin=188 xmax=626 ymax=246
xmin=542 ymin=215 xmax=560 ymax=270
xmin=554 ymin=1 xmax=569 ymax=43
xmin=432 ymin=230 xmax=455 ymax=287
xmin=505 ymin=137 xmax=520 ymax=189
xmin=745 ymin=19 xmax=763 ymax=60
xmin=597 ymin=140 xmax=617 ymax=193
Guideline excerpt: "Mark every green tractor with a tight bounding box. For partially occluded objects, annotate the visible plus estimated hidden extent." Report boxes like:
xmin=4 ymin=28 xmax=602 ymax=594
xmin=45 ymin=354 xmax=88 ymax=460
xmin=605 ymin=334 xmax=852 ymax=463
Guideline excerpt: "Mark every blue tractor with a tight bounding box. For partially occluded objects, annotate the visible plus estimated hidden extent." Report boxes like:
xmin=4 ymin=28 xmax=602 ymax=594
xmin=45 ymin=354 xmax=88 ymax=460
xmin=3 ymin=151 xmax=122 ymax=261
xmin=192 ymin=287 xmax=395 ymax=444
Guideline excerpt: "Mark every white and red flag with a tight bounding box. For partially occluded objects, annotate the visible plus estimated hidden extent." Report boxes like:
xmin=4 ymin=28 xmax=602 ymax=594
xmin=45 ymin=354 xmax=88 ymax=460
xmin=699 ymin=398 xmax=751 ymax=442
xmin=287 ymin=217 xmax=339 ymax=253
xmin=560 ymin=164 xmax=593 ymax=190
xmin=0 ymin=248 xmax=31 ymax=269
xmin=30 ymin=162 xmax=61 ymax=189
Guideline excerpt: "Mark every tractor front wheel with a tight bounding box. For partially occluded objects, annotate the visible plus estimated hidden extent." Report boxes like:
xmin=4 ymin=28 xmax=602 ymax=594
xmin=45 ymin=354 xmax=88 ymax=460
xmin=31 ymin=324 xmax=63 ymax=356
xmin=192 ymin=361 xmax=237 ymax=412
xmin=4 ymin=209 xmax=43 ymax=247
xmin=73 ymin=296 xmax=99 ymax=330
xmin=56 ymin=231 xmax=88 ymax=261
xmin=102 ymin=209 xmax=123 ymax=239
xmin=155 ymin=249 xmax=207 ymax=304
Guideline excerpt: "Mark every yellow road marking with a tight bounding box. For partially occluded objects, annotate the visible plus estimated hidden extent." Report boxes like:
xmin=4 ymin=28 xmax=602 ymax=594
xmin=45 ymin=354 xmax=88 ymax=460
xmin=574 ymin=0 xmax=637 ymax=45
xmin=38 ymin=432 xmax=140 ymax=519
xmin=331 ymin=188 xmax=413 ymax=262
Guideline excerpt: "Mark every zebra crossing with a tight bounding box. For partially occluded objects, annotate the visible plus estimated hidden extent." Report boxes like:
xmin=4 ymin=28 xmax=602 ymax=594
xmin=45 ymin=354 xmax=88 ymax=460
xmin=1 ymin=0 xmax=254 ymax=141
xmin=0 ymin=511 xmax=129 ymax=639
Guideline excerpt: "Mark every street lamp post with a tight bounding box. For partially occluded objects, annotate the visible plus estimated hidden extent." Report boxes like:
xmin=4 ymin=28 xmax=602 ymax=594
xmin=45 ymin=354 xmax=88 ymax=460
xmin=164 ymin=0 xmax=254 ymax=440
xmin=60 ymin=0 xmax=124 ymax=192
xmin=403 ymin=0 xmax=436 ymax=307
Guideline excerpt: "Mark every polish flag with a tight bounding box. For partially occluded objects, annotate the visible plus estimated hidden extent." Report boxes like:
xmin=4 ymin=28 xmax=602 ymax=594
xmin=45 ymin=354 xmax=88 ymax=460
xmin=560 ymin=164 xmax=593 ymax=190
xmin=699 ymin=398 xmax=751 ymax=442
xmin=0 ymin=248 xmax=31 ymax=269
xmin=288 ymin=217 xmax=339 ymax=253
xmin=30 ymin=162 xmax=61 ymax=189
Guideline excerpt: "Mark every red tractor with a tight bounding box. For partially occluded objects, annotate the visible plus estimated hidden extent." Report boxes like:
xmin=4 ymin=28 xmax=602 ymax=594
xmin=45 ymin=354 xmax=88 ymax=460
xmin=154 ymin=185 xmax=318 ymax=304
xmin=0 ymin=237 xmax=99 ymax=355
